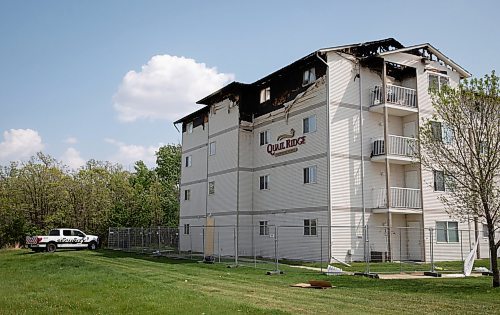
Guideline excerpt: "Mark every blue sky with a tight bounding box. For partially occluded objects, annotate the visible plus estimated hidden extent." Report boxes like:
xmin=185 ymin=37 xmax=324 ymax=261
xmin=0 ymin=0 xmax=498 ymax=169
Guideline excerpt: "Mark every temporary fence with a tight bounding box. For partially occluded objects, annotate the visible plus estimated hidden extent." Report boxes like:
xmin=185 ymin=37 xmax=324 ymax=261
xmin=108 ymin=225 xmax=497 ymax=275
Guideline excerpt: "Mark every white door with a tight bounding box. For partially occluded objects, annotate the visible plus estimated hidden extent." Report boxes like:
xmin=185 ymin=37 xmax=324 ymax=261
xmin=403 ymin=121 xmax=416 ymax=138
xmin=407 ymin=221 xmax=423 ymax=261
xmin=405 ymin=170 xmax=419 ymax=189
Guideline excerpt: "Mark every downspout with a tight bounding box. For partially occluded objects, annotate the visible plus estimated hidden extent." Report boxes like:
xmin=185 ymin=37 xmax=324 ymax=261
xmin=316 ymin=52 xmax=331 ymax=262
xmin=236 ymin=111 xmax=241 ymax=265
xmin=357 ymin=61 xmax=367 ymax=264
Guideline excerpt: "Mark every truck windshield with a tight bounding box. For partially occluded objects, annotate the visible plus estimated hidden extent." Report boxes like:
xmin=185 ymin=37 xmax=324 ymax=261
xmin=49 ymin=230 xmax=59 ymax=236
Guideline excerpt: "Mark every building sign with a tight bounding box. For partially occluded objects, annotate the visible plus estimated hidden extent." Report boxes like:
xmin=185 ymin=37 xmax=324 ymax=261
xmin=267 ymin=128 xmax=306 ymax=156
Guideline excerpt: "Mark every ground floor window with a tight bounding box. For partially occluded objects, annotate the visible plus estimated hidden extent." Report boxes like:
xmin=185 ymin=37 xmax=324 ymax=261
xmin=483 ymin=224 xmax=489 ymax=238
xmin=436 ymin=221 xmax=458 ymax=242
xmin=259 ymin=221 xmax=269 ymax=236
xmin=183 ymin=224 xmax=190 ymax=235
xmin=304 ymin=219 xmax=317 ymax=236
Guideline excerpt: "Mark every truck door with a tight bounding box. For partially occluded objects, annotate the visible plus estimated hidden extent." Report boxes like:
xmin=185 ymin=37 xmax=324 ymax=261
xmin=73 ymin=230 xmax=87 ymax=248
xmin=61 ymin=229 xmax=74 ymax=248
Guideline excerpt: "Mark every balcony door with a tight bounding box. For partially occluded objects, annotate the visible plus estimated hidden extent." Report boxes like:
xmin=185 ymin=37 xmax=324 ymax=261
xmin=403 ymin=121 xmax=416 ymax=138
xmin=405 ymin=170 xmax=419 ymax=189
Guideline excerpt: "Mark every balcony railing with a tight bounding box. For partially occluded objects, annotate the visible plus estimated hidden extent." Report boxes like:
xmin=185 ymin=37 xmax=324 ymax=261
xmin=372 ymin=135 xmax=418 ymax=158
xmin=374 ymin=187 xmax=422 ymax=209
xmin=371 ymin=84 xmax=417 ymax=109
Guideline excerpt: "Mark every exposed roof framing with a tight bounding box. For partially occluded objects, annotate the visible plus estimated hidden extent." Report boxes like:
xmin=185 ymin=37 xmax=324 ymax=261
xmin=378 ymin=43 xmax=471 ymax=78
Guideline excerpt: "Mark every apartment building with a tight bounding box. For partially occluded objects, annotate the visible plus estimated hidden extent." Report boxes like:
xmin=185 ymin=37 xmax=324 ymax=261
xmin=175 ymin=38 xmax=487 ymax=262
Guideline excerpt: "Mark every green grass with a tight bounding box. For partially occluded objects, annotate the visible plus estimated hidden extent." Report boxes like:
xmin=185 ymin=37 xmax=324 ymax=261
xmin=0 ymin=249 xmax=499 ymax=314
xmin=277 ymin=258 xmax=493 ymax=274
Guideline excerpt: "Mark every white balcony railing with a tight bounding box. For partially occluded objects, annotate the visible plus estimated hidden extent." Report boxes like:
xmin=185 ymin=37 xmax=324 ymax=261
xmin=373 ymin=187 xmax=422 ymax=209
xmin=371 ymin=84 xmax=417 ymax=108
xmin=372 ymin=135 xmax=418 ymax=157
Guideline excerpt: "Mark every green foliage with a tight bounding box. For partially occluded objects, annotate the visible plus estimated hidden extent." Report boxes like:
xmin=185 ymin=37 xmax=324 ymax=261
xmin=0 ymin=145 xmax=181 ymax=248
xmin=420 ymin=71 xmax=500 ymax=287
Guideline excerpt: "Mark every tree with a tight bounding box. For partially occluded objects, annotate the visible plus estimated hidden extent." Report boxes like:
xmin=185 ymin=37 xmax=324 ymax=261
xmin=155 ymin=145 xmax=181 ymax=227
xmin=419 ymin=72 xmax=500 ymax=287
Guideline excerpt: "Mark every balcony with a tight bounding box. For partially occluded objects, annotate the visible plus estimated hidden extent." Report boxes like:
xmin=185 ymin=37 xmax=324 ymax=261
xmin=373 ymin=187 xmax=422 ymax=214
xmin=369 ymin=84 xmax=418 ymax=116
xmin=371 ymin=135 xmax=418 ymax=164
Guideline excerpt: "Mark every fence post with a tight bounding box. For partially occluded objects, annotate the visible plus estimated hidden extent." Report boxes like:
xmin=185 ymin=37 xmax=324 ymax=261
xmin=253 ymin=224 xmax=257 ymax=269
xmin=127 ymin=228 xmax=131 ymax=251
xmin=399 ymin=228 xmax=402 ymax=274
xmin=202 ymin=227 xmax=205 ymax=260
xmin=274 ymin=225 xmax=279 ymax=272
xmin=218 ymin=228 xmax=221 ymax=263
xmin=430 ymin=228 xmax=435 ymax=273
xmin=189 ymin=229 xmax=193 ymax=260
xmin=117 ymin=228 xmax=120 ymax=250
xmin=157 ymin=226 xmax=161 ymax=252
xmin=460 ymin=230 xmax=464 ymax=272
xmin=320 ymin=226 xmax=323 ymax=273
xmin=141 ymin=227 xmax=144 ymax=253
xmin=366 ymin=225 xmax=370 ymax=274
xmin=235 ymin=225 xmax=239 ymax=266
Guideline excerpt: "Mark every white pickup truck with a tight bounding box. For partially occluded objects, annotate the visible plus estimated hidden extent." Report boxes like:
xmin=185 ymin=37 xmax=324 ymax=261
xmin=26 ymin=228 xmax=99 ymax=252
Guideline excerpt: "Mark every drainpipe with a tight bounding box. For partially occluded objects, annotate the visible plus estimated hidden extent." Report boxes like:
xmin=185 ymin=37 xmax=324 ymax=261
xmin=316 ymin=52 xmax=331 ymax=262
xmin=357 ymin=61 xmax=367 ymax=264
xmin=236 ymin=110 xmax=241 ymax=265
xmin=382 ymin=61 xmax=392 ymax=261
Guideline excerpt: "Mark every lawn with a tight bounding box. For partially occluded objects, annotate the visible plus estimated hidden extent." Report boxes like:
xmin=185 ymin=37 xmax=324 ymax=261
xmin=0 ymin=249 xmax=499 ymax=314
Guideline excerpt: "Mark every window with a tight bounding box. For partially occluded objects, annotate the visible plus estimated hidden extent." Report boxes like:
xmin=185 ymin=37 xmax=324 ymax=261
xmin=429 ymin=74 xmax=449 ymax=92
xmin=187 ymin=122 xmax=193 ymax=134
xmin=303 ymin=68 xmax=316 ymax=86
xmin=63 ymin=230 xmax=71 ymax=236
xmin=303 ymin=115 xmax=317 ymax=134
xmin=431 ymin=121 xmax=442 ymax=142
xmin=209 ymin=141 xmax=216 ymax=156
xmin=259 ymin=130 xmax=271 ymax=146
xmin=303 ymin=166 xmax=317 ymax=184
xmin=185 ymin=155 xmax=192 ymax=167
xmin=433 ymin=170 xmax=445 ymax=191
xmin=49 ymin=230 xmax=60 ymax=236
xmin=208 ymin=181 xmax=215 ymax=195
xmin=260 ymin=87 xmax=270 ymax=103
xmin=73 ymin=230 xmax=85 ymax=237
xmin=430 ymin=121 xmax=453 ymax=144
xmin=483 ymin=224 xmax=489 ymax=238
xmin=259 ymin=175 xmax=269 ymax=190
xmin=436 ymin=221 xmax=459 ymax=242
xmin=304 ymin=219 xmax=317 ymax=236
xmin=184 ymin=189 xmax=190 ymax=201
xmin=184 ymin=224 xmax=190 ymax=235
xmin=259 ymin=221 xmax=269 ymax=236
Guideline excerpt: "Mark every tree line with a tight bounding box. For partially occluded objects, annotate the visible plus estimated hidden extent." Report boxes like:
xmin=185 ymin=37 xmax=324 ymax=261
xmin=0 ymin=144 xmax=181 ymax=248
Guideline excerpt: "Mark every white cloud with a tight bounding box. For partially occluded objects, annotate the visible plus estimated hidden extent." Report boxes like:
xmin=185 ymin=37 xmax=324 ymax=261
xmin=105 ymin=138 xmax=161 ymax=167
xmin=113 ymin=55 xmax=234 ymax=122
xmin=64 ymin=136 xmax=78 ymax=144
xmin=60 ymin=147 xmax=86 ymax=170
xmin=0 ymin=129 xmax=44 ymax=162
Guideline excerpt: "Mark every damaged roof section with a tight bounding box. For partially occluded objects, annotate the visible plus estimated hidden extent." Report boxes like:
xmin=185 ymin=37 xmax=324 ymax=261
xmin=175 ymin=38 xmax=470 ymax=126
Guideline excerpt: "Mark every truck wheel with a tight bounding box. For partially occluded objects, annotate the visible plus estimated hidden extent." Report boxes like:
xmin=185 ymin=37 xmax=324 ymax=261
xmin=46 ymin=243 xmax=57 ymax=253
xmin=88 ymin=241 xmax=97 ymax=250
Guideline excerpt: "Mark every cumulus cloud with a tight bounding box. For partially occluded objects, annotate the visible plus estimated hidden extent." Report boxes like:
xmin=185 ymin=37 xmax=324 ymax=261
xmin=105 ymin=138 xmax=161 ymax=167
xmin=60 ymin=147 xmax=86 ymax=170
xmin=0 ymin=129 xmax=44 ymax=162
xmin=64 ymin=136 xmax=78 ymax=144
xmin=113 ymin=55 xmax=234 ymax=122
